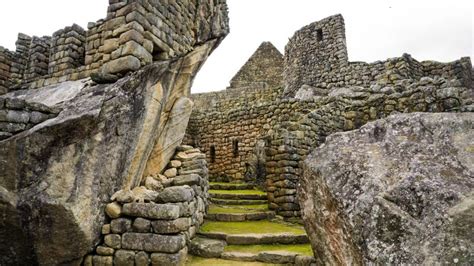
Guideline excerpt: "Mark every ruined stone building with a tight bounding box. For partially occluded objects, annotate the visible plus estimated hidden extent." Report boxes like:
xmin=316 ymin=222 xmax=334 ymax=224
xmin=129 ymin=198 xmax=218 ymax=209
xmin=185 ymin=14 xmax=473 ymax=218
xmin=0 ymin=1 xmax=472 ymax=264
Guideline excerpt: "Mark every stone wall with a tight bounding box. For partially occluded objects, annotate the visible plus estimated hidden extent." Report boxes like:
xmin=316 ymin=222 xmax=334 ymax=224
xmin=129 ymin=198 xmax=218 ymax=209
xmin=283 ymin=14 xmax=472 ymax=97
xmin=0 ymin=47 xmax=13 ymax=95
xmin=24 ymin=36 xmax=51 ymax=82
xmin=10 ymin=34 xmax=31 ymax=86
xmin=49 ymin=24 xmax=86 ymax=78
xmin=184 ymin=85 xmax=286 ymax=182
xmin=0 ymin=0 xmax=230 ymax=90
xmin=229 ymin=42 xmax=284 ymax=89
xmin=0 ymin=97 xmax=60 ymax=140
xmin=85 ymin=146 xmax=209 ymax=266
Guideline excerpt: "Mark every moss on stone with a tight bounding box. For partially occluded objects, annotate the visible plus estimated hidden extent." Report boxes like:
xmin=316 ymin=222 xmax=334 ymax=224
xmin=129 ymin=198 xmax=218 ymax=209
xmin=208 ymin=205 xmax=269 ymax=214
xmin=209 ymin=189 xmax=267 ymax=195
xmin=200 ymin=220 xmax=306 ymax=235
xmin=186 ymin=256 xmax=274 ymax=266
xmin=225 ymin=244 xmax=314 ymax=256
xmin=209 ymin=182 xmax=247 ymax=186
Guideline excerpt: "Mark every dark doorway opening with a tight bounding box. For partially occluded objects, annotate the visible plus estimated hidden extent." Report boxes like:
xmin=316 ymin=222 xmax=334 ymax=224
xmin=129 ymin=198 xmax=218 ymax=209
xmin=210 ymin=145 xmax=216 ymax=163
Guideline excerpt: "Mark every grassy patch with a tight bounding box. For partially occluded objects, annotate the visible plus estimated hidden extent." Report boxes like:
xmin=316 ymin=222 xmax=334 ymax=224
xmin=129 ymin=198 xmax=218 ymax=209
xmin=210 ymin=189 xmax=267 ymax=195
xmin=185 ymin=256 xmax=274 ymax=266
xmin=200 ymin=220 xmax=306 ymax=235
xmin=210 ymin=182 xmax=247 ymax=186
xmin=208 ymin=205 xmax=269 ymax=214
xmin=225 ymin=244 xmax=314 ymax=256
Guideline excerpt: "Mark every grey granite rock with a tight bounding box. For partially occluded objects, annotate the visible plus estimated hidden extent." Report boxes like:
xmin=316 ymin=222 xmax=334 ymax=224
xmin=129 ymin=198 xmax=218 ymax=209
xmin=300 ymin=113 xmax=474 ymax=265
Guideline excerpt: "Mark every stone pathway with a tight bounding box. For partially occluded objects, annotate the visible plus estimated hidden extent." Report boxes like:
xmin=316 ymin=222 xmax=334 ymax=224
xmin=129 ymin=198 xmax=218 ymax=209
xmin=187 ymin=182 xmax=315 ymax=265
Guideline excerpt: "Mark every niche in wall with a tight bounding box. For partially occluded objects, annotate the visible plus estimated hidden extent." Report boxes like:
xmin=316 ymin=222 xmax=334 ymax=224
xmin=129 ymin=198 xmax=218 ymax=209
xmin=210 ymin=145 xmax=216 ymax=163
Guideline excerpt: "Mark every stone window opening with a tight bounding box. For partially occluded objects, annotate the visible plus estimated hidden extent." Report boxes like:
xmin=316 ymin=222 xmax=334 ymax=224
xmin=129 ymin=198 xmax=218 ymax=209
xmin=316 ymin=28 xmax=323 ymax=42
xmin=232 ymin=139 xmax=239 ymax=157
xmin=210 ymin=145 xmax=216 ymax=163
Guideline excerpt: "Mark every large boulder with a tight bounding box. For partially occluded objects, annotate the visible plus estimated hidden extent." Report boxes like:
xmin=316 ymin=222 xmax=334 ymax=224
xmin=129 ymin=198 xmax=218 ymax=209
xmin=0 ymin=39 xmax=222 ymax=265
xmin=300 ymin=112 xmax=474 ymax=265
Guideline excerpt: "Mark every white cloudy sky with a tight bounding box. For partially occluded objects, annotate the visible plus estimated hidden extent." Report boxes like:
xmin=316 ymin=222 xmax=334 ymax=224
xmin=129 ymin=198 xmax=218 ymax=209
xmin=0 ymin=0 xmax=472 ymax=93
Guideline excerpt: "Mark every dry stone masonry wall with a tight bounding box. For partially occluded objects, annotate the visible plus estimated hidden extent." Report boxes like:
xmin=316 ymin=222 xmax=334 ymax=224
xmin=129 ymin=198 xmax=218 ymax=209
xmin=284 ymin=14 xmax=472 ymax=98
xmin=0 ymin=97 xmax=60 ymax=141
xmin=0 ymin=47 xmax=14 ymax=95
xmin=186 ymin=14 xmax=473 ymax=219
xmin=85 ymin=146 xmax=210 ymax=266
xmin=0 ymin=0 xmax=229 ymax=93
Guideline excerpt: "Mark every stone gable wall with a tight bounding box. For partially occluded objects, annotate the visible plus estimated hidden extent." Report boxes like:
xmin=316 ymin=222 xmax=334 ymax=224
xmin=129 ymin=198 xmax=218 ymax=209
xmin=229 ymin=42 xmax=284 ymax=89
xmin=0 ymin=0 xmax=229 ymax=91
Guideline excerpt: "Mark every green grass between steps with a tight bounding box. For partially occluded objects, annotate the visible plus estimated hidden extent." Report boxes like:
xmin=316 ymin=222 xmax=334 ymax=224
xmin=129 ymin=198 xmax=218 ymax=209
xmin=210 ymin=182 xmax=249 ymax=186
xmin=225 ymin=244 xmax=314 ymax=257
xmin=208 ymin=204 xmax=269 ymax=214
xmin=186 ymin=256 xmax=274 ymax=266
xmin=209 ymin=189 xmax=267 ymax=195
xmin=200 ymin=220 xmax=306 ymax=235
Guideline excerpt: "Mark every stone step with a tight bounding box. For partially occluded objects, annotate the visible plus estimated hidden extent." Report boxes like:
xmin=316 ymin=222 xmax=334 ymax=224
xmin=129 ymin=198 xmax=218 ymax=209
xmin=224 ymin=244 xmax=314 ymax=265
xmin=209 ymin=189 xmax=268 ymax=200
xmin=186 ymin=256 xmax=273 ymax=266
xmin=222 ymin=251 xmax=315 ymax=265
xmin=189 ymin=236 xmax=315 ymax=264
xmin=207 ymin=204 xmax=274 ymax=222
xmin=198 ymin=220 xmax=309 ymax=245
xmin=210 ymin=198 xmax=268 ymax=205
xmin=209 ymin=182 xmax=254 ymax=190
xmin=206 ymin=211 xmax=275 ymax=222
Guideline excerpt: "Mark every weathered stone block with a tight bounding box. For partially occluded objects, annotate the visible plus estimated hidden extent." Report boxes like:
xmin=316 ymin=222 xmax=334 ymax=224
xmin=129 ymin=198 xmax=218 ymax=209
xmin=164 ymin=167 xmax=177 ymax=178
xmin=151 ymin=218 xmax=192 ymax=234
xmin=111 ymin=218 xmax=132 ymax=234
xmin=172 ymin=174 xmax=200 ymax=186
xmin=121 ymin=233 xmax=186 ymax=253
xmin=132 ymin=217 xmax=151 ymax=233
xmin=96 ymin=246 xmax=115 ymax=256
xmin=29 ymin=111 xmax=50 ymax=124
xmin=150 ymin=247 xmax=187 ymax=266
xmin=105 ymin=202 xmax=122 ymax=218
xmin=114 ymin=250 xmax=135 ymax=266
xmin=92 ymin=255 xmax=113 ymax=266
xmin=122 ymin=203 xmax=180 ymax=220
xmin=102 ymin=224 xmax=111 ymax=235
xmin=189 ymin=237 xmax=226 ymax=258
xmin=104 ymin=234 xmax=121 ymax=249
xmin=155 ymin=185 xmax=194 ymax=203
xmin=135 ymin=251 xmax=149 ymax=266
xmin=121 ymin=41 xmax=153 ymax=65
xmin=101 ymin=55 xmax=141 ymax=74
xmin=5 ymin=110 xmax=29 ymax=123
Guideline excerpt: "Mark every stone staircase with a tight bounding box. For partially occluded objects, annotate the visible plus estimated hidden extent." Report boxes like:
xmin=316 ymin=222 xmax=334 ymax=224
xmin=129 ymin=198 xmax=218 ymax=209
xmin=187 ymin=182 xmax=315 ymax=265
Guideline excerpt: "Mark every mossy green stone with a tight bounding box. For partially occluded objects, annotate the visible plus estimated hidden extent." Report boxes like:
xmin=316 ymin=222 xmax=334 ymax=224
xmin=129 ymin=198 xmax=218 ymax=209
xmin=186 ymin=256 xmax=274 ymax=266
xmin=200 ymin=220 xmax=306 ymax=235
xmin=208 ymin=205 xmax=269 ymax=214
xmin=225 ymin=244 xmax=314 ymax=256
xmin=209 ymin=189 xmax=267 ymax=195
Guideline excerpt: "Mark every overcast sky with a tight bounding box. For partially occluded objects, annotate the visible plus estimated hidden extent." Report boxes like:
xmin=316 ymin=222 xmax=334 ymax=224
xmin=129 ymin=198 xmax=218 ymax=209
xmin=0 ymin=0 xmax=472 ymax=93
